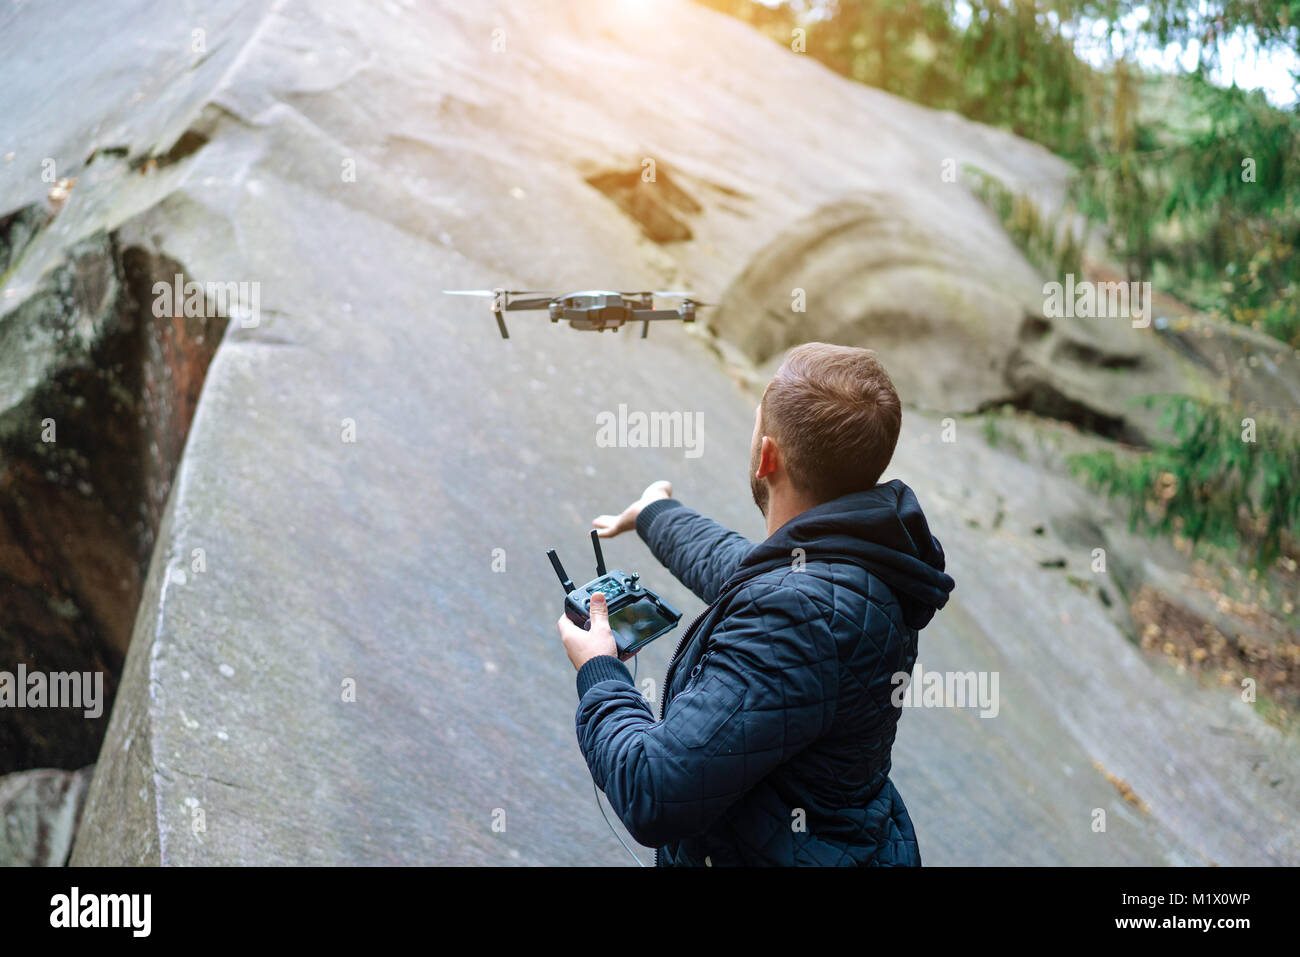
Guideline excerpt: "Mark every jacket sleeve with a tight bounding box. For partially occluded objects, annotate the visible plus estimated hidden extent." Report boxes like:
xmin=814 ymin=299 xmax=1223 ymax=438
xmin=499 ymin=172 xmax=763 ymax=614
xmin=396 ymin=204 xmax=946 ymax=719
xmin=573 ymin=580 xmax=839 ymax=849
xmin=636 ymin=498 xmax=753 ymax=604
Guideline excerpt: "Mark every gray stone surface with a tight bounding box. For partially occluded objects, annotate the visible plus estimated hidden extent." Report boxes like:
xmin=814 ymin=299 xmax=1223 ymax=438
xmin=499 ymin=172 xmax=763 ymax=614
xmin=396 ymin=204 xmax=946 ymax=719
xmin=0 ymin=0 xmax=1294 ymax=865
xmin=0 ymin=766 xmax=92 ymax=866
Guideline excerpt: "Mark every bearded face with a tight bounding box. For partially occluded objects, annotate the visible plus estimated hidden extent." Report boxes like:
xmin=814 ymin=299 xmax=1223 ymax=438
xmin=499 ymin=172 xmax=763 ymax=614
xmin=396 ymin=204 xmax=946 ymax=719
xmin=749 ymin=415 xmax=769 ymax=517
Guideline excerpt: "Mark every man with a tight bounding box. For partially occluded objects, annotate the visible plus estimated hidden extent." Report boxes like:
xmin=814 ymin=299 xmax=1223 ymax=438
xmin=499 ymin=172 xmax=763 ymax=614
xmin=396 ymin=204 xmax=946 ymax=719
xmin=557 ymin=342 xmax=955 ymax=866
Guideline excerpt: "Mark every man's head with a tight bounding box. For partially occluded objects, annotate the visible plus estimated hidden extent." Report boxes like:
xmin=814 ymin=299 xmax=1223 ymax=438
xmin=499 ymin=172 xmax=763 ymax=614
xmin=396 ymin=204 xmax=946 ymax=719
xmin=750 ymin=342 xmax=901 ymax=517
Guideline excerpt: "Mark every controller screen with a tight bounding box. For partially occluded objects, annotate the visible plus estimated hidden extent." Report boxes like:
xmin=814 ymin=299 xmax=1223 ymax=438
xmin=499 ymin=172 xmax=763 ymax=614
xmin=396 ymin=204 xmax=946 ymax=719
xmin=586 ymin=578 xmax=626 ymax=602
xmin=607 ymin=596 xmax=676 ymax=652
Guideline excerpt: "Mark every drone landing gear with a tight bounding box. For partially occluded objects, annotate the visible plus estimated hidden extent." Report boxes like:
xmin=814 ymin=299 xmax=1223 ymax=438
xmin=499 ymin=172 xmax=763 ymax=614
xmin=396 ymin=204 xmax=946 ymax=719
xmin=492 ymin=309 xmax=510 ymax=339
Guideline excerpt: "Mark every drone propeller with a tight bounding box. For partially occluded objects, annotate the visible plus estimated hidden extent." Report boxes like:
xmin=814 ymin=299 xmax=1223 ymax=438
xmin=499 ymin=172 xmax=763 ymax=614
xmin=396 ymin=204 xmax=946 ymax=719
xmin=444 ymin=289 xmax=556 ymax=340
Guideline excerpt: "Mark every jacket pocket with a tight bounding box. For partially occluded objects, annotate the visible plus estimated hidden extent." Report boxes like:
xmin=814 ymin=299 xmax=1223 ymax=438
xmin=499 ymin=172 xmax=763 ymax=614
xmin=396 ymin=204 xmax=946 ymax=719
xmin=670 ymin=674 xmax=743 ymax=749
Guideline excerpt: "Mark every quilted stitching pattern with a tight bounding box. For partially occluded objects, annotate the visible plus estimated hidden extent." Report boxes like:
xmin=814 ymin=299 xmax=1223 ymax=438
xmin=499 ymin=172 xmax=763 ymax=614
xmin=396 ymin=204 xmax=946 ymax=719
xmin=576 ymin=497 xmax=946 ymax=867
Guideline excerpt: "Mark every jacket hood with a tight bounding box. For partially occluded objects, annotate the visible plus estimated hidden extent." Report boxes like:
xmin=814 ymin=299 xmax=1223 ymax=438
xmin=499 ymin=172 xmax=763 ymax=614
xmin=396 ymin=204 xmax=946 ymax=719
xmin=740 ymin=479 xmax=955 ymax=630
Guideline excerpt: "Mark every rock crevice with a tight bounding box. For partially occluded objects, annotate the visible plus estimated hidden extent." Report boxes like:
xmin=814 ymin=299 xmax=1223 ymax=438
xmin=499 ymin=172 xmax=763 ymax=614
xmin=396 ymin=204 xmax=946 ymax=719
xmin=0 ymin=223 xmax=226 ymax=774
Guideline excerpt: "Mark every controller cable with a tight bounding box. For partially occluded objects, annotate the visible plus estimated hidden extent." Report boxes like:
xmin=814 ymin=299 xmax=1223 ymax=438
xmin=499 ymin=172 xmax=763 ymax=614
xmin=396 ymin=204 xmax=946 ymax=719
xmin=591 ymin=655 xmax=645 ymax=866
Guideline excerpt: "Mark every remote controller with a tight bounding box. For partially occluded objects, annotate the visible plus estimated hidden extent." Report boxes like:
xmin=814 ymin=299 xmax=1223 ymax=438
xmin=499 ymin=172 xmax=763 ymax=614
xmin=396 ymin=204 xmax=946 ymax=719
xmin=548 ymin=531 xmax=682 ymax=660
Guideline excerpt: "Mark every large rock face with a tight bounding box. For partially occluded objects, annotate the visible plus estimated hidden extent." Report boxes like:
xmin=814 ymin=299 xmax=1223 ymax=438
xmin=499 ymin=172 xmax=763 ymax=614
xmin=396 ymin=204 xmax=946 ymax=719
xmin=0 ymin=0 xmax=1294 ymax=864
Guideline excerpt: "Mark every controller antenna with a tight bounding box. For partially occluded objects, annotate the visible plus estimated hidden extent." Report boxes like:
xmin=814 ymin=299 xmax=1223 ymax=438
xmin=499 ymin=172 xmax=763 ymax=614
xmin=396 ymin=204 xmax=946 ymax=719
xmin=590 ymin=529 xmax=607 ymax=577
xmin=547 ymin=549 xmax=576 ymax=593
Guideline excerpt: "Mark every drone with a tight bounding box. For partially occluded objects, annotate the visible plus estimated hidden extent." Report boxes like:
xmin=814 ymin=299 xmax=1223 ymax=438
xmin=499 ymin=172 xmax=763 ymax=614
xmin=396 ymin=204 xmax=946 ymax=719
xmin=442 ymin=288 xmax=710 ymax=339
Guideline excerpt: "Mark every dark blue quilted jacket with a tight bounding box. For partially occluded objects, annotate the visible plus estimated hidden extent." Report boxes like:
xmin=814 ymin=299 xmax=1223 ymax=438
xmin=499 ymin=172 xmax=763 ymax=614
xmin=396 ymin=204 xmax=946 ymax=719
xmin=574 ymin=479 xmax=955 ymax=866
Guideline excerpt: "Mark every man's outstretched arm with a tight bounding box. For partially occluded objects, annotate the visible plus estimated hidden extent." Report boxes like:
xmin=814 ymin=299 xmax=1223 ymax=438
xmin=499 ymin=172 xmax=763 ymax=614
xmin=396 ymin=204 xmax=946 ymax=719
xmin=592 ymin=481 xmax=752 ymax=605
xmin=636 ymin=500 xmax=751 ymax=604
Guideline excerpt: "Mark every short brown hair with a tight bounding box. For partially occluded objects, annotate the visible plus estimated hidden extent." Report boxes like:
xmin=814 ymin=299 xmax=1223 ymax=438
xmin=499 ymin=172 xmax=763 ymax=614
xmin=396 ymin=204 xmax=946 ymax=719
xmin=760 ymin=342 xmax=902 ymax=503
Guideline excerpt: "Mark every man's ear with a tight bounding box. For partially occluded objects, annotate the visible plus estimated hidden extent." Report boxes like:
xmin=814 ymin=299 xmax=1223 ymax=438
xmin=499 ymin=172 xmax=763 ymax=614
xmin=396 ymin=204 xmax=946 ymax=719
xmin=756 ymin=435 xmax=779 ymax=479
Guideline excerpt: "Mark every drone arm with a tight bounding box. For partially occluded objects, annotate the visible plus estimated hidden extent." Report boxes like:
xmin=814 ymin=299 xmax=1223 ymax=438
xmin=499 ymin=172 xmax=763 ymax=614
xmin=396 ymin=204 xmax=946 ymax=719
xmin=632 ymin=308 xmax=689 ymax=338
xmin=503 ymin=297 xmax=556 ymax=311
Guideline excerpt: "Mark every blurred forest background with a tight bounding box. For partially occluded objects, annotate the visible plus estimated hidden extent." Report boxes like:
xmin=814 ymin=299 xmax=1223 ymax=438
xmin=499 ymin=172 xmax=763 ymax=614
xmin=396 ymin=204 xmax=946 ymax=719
xmin=702 ymin=0 xmax=1300 ymax=570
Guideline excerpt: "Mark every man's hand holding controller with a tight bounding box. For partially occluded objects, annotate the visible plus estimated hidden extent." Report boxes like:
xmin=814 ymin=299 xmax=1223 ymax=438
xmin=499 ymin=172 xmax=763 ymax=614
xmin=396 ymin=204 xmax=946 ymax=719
xmin=557 ymin=480 xmax=673 ymax=670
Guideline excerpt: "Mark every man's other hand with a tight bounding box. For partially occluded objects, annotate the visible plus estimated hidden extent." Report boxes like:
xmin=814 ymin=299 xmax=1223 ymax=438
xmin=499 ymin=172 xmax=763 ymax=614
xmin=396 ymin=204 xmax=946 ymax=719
xmin=558 ymin=592 xmax=618 ymax=670
xmin=592 ymin=480 xmax=673 ymax=539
